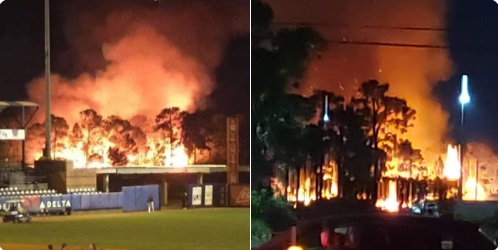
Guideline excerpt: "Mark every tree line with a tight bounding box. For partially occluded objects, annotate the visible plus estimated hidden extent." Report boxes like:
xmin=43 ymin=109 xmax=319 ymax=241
xmin=24 ymin=108 xmax=244 ymax=166
xmin=252 ymin=0 xmax=422 ymax=202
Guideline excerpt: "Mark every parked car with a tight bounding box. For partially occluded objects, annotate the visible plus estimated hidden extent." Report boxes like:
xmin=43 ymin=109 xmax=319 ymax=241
xmin=410 ymin=200 xmax=456 ymax=219
xmin=1 ymin=199 xmax=31 ymax=223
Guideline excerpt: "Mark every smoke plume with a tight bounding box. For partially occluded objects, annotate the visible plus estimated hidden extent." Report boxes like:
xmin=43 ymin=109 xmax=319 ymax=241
xmin=266 ymin=0 xmax=453 ymax=162
xmin=27 ymin=0 xmax=249 ymax=124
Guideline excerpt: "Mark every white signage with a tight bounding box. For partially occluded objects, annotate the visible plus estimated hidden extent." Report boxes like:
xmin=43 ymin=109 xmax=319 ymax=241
xmin=1 ymin=202 xmax=20 ymax=211
xmin=192 ymin=187 xmax=202 ymax=206
xmin=0 ymin=129 xmax=25 ymax=140
xmin=204 ymin=185 xmax=213 ymax=206
xmin=39 ymin=200 xmax=71 ymax=210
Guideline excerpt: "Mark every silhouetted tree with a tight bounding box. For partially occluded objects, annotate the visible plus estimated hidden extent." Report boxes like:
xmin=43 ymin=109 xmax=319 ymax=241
xmin=50 ymin=115 xmax=69 ymax=158
xmin=352 ymin=80 xmax=415 ymax=202
xmin=107 ymin=147 xmax=128 ymax=166
xmin=26 ymin=122 xmax=45 ymax=161
xmin=182 ymin=111 xmax=213 ymax=163
xmin=102 ymin=115 xmax=147 ymax=166
xmin=79 ymin=109 xmax=103 ymax=162
xmin=155 ymin=107 xmax=186 ymax=165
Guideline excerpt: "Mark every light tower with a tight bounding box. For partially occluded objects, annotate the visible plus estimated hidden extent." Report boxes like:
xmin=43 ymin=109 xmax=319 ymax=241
xmin=323 ymin=95 xmax=330 ymax=123
xmin=44 ymin=0 xmax=52 ymax=158
xmin=458 ymin=74 xmax=470 ymax=200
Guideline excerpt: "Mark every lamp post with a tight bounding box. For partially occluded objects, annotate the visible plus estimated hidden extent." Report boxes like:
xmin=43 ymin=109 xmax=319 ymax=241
xmin=458 ymin=75 xmax=470 ymax=200
xmin=320 ymin=94 xmax=330 ymax=199
xmin=323 ymin=95 xmax=330 ymax=124
xmin=44 ymin=0 xmax=52 ymax=159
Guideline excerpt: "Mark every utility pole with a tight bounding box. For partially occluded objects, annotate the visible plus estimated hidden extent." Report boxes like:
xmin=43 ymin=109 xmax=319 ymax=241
xmin=458 ymin=75 xmax=470 ymax=200
xmin=44 ymin=0 xmax=52 ymax=159
xmin=21 ymin=106 xmax=26 ymax=166
xmin=475 ymin=159 xmax=479 ymax=201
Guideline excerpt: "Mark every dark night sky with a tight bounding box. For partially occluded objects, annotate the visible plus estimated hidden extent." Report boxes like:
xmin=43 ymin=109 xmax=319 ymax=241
xmin=0 ymin=0 xmax=249 ymax=119
xmin=442 ymin=0 xmax=498 ymax=148
xmin=266 ymin=0 xmax=498 ymax=152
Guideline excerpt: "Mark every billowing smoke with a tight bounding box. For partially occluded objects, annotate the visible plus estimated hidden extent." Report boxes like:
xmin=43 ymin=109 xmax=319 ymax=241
xmin=27 ymin=0 xmax=249 ymax=124
xmin=266 ymin=0 xmax=453 ymax=162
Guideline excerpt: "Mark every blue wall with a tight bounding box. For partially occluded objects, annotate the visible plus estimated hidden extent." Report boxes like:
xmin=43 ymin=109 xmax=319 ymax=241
xmin=70 ymin=193 xmax=122 ymax=211
xmin=122 ymin=185 xmax=160 ymax=212
xmin=0 ymin=185 xmax=160 ymax=213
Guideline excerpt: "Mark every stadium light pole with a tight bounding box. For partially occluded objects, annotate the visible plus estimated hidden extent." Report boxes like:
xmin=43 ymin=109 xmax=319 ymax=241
xmin=323 ymin=94 xmax=330 ymax=124
xmin=44 ymin=0 xmax=52 ymax=159
xmin=320 ymin=94 xmax=330 ymax=199
xmin=458 ymin=75 xmax=470 ymax=200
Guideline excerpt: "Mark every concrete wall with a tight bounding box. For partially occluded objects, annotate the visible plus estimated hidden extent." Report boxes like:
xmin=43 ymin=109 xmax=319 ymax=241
xmin=11 ymin=183 xmax=48 ymax=190
xmin=34 ymin=160 xmax=97 ymax=193
xmin=66 ymin=162 xmax=97 ymax=190
xmin=454 ymin=201 xmax=498 ymax=222
xmin=34 ymin=160 xmax=67 ymax=193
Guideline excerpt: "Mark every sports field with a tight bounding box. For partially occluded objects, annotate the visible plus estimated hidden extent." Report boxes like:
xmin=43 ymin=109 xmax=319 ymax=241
xmin=0 ymin=208 xmax=249 ymax=250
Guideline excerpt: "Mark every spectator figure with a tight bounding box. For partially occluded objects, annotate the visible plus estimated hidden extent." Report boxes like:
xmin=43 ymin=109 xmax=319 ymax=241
xmin=147 ymin=195 xmax=154 ymax=213
xmin=48 ymin=245 xmax=53 ymax=250
xmin=61 ymin=243 xmax=67 ymax=250
xmin=181 ymin=191 xmax=188 ymax=209
xmin=90 ymin=243 xmax=97 ymax=250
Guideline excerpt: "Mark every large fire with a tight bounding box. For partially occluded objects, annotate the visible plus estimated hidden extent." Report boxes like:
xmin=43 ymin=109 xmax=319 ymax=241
xmin=30 ymin=113 xmax=193 ymax=168
xmin=280 ymin=141 xmax=491 ymax=210
xmin=32 ymin=136 xmax=189 ymax=168
xmin=463 ymin=178 xmax=487 ymax=201
xmin=26 ymin=109 xmax=208 ymax=168
xmin=376 ymin=180 xmax=399 ymax=213
xmin=443 ymin=144 xmax=461 ymax=181
xmin=21 ymin=1 xmax=248 ymax=168
xmin=283 ymin=157 xmax=338 ymax=205
xmin=264 ymin=0 xmax=498 ymax=209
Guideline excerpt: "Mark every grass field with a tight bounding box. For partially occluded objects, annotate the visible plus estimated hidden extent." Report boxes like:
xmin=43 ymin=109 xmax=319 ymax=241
xmin=0 ymin=208 xmax=249 ymax=250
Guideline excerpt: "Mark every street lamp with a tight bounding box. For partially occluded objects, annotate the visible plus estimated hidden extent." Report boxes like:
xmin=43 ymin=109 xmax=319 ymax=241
xmin=44 ymin=0 xmax=52 ymax=159
xmin=458 ymin=74 xmax=470 ymax=200
xmin=323 ymin=94 xmax=330 ymax=123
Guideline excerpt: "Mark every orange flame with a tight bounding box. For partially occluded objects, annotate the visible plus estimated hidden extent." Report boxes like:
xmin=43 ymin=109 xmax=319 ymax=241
xmin=443 ymin=144 xmax=461 ymax=181
xmin=164 ymin=145 xmax=189 ymax=167
xmin=33 ymin=137 xmax=190 ymax=168
xmin=376 ymin=180 xmax=399 ymax=213
xmin=463 ymin=179 xmax=487 ymax=201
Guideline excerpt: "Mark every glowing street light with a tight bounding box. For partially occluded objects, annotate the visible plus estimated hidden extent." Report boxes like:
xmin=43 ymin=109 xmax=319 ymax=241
xmin=458 ymin=74 xmax=470 ymax=200
xmin=459 ymin=75 xmax=470 ymax=105
xmin=323 ymin=95 xmax=330 ymax=123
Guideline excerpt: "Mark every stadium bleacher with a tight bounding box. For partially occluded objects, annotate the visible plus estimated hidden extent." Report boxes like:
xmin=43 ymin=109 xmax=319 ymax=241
xmin=0 ymin=187 xmax=101 ymax=198
xmin=0 ymin=186 xmax=67 ymax=198
xmin=67 ymin=187 xmax=100 ymax=195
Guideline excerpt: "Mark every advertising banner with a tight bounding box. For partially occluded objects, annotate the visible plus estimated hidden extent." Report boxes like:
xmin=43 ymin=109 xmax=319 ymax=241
xmin=229 ymin=185 xmax=250 ymax=207
xmin=192 ymin=186 xmax=203 ymax=206
xmin=204 ymin=185 xmax=213 ymax=206
xmin=214 ymin=184 xmax=227 ymax=207
xmin=226 ymin=117 xmax=239 ymax=184
xmin=0 ymin=129 xmax=25 ymax=140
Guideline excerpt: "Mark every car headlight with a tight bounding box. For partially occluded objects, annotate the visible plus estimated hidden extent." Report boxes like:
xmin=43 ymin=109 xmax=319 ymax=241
xmin=411 ymin=207 xmax=421 ymax=214
xmin=287 ymin=246 xmax=304 ymax=250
